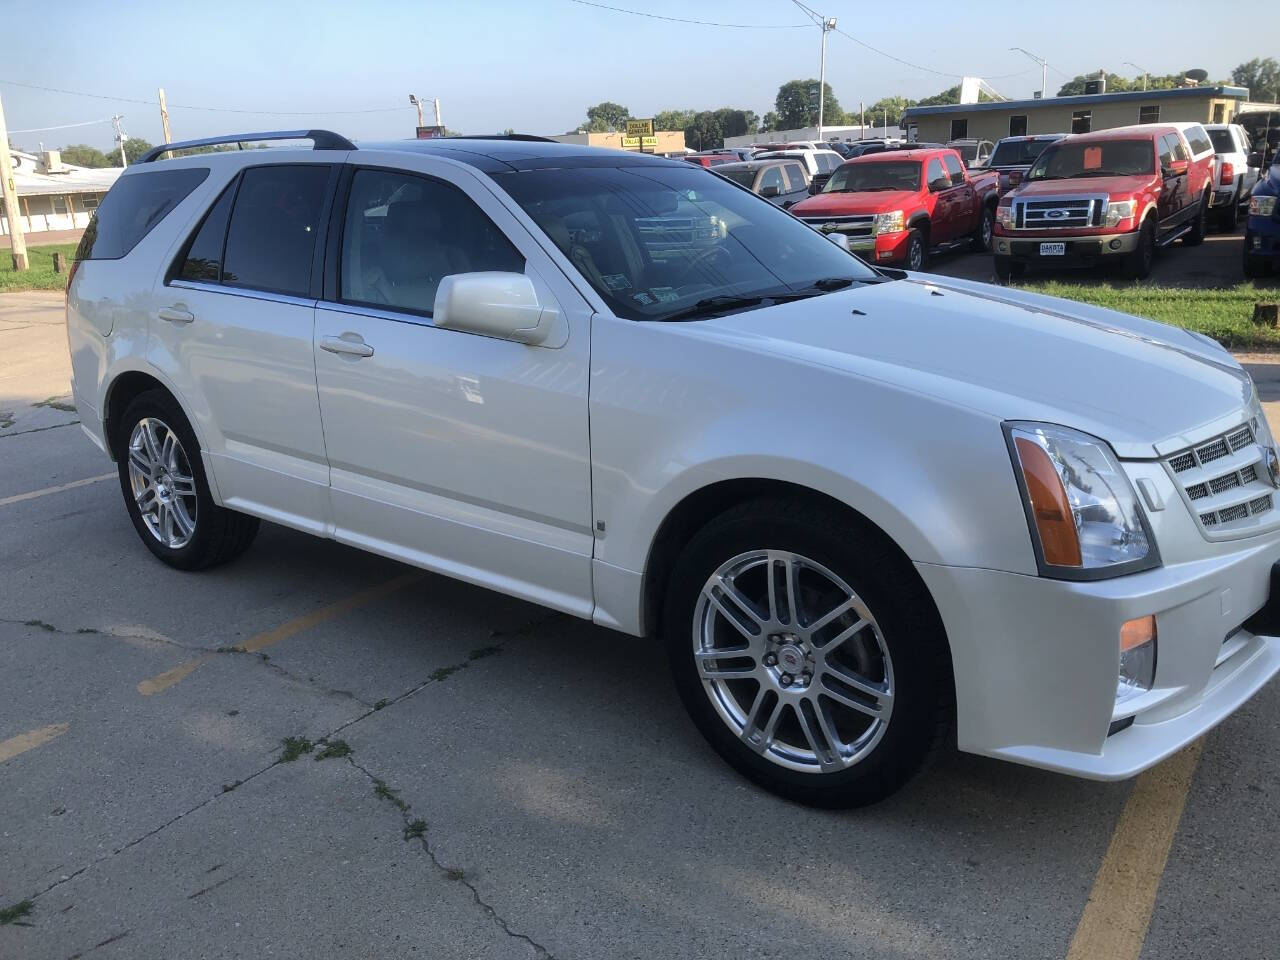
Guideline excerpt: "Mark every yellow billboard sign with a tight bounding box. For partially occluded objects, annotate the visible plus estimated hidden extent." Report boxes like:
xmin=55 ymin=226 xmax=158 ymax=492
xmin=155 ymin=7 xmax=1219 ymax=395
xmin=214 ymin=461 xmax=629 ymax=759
xmin=626 ymin=119 xmax=654 ymax=138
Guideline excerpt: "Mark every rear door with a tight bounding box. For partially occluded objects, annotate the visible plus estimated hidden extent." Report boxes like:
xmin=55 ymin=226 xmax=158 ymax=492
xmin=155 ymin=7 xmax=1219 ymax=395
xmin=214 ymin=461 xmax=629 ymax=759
xmin=938 ymin=153 xmax=974 ymax=240
xmin=155 ymin=160 xmax=339 ymax=534
xmin=312 ymin=154 xmax=595 ymax=616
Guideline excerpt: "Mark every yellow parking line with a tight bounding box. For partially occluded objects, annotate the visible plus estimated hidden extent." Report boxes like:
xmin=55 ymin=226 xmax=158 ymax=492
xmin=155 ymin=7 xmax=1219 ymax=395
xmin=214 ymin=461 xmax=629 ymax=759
xmin=0 ymin=723 xmax=70 ymax=763
xmin=0 ymin=472 xmax=116 ymax=507
xmin=1065 ymin=740 xmax=1204 ymax=960
xmin=135 ymin=572 xmax=421 ymax=695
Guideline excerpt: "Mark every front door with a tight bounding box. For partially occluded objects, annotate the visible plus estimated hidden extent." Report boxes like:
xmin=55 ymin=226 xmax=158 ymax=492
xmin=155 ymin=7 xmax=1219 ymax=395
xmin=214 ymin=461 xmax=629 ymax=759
xmin=1157 ymin=133 xmax=1185 ymax=231
xmin=312 ymin=156 xmax=595 ymax=615
xmin=154 ymin=161 xmax=338 ymax=534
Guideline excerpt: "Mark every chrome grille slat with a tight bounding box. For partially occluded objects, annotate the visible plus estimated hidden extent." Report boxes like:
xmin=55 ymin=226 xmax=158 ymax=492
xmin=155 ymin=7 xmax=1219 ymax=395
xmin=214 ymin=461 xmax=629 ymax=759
xmin=1166 ymin=419 xmax=1275 ymax=535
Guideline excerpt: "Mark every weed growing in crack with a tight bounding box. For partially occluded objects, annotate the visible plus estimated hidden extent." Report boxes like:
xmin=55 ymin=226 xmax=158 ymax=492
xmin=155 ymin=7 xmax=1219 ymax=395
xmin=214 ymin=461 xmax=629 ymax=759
xmin=23 ymin=620 xmax=57 ymax=632
xmin=0 ymin=899 xmax=34 ymax=926
xmin=404 ymin=818 xmax=427 ymax=840
xmin=429 ymin=664 xmax=464 ymax=682
xmin=222 ymin=781 xmax=242 ymax=793
xmin=372 ymin=777 xmax=409 ymax=811
xmin=75 ymin=627 xmax=98 ymax=635
xmin=446 ymin=867 xmax=466 ymax=881
xmin=314 ymin=740 xmax=352 ymax=761
xmin=373 ymin=698 xmax=390 ymax=710
xmin=215 ymin=645 xmax=243 ymax=654
xmin=34 ymin=397 xmax=77 ymax=413
xmin=468 ymin=646 xmax=500 ymax=661
xmin=278 ymin=737 xmax=315 ymax=762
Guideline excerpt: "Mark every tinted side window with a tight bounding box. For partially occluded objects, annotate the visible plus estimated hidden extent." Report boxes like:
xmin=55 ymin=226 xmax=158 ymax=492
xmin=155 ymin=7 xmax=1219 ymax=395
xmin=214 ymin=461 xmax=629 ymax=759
xmin=782 ymin=163 xmax=806 ymax=191
xmin=76 ymin=168 xmax=208 ymax=261
xmin=222 ymin=165 xmax=330 ymax=296
xmin=178 ymin=181 xmax=236 ymax=282
xmin=1184 ymin=125 xmax=1213 ymax=157
xmin=340 ymin=169 xmax=524 ymax=316
xmin=758 ymin=167 xmax=785 ymax=194
xmin=1158 ymin=135 xmax=1175 ymax=169
xmin=926 ymin=158 xmax=946 ymax=188
xmin=942 ymin=154 xmax=966 ymax=186
xmin=1169 ymin=135 xmax=1189 ymax=162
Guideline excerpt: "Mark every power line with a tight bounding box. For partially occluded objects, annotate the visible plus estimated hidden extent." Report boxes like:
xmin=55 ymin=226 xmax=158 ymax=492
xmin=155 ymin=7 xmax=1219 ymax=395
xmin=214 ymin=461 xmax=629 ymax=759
xmin=0 ymin=78 xmax=407 ymax=115
xmin=9 ymin=117 xmax=112 ymax=134
xmin=569 ymin=0 xmax=809 ymax=28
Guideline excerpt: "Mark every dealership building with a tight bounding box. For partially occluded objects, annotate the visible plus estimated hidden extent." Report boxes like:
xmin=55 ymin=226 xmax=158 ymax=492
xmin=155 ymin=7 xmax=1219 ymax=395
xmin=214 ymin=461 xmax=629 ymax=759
xmin=902 ymin=85 xmax=1251 ymax=144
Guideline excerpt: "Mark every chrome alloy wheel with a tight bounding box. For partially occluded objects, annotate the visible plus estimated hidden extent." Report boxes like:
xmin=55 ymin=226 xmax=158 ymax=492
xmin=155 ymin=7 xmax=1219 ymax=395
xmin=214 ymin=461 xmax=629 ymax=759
xmin=126 ymin=417 xmax=198 ymax=549
xmin=692 ymin=550 xmax=894 ymax=774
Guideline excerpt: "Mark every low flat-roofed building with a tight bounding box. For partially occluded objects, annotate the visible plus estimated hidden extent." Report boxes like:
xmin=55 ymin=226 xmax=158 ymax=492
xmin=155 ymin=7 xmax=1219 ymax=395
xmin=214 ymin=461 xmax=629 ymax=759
xmin=0 ymin=150 xmax=122 ymax=236
xmin=550 ymin=130 xmax=687 ymax=154
xmin=902 ymin=85 xmax=1251 ymax=145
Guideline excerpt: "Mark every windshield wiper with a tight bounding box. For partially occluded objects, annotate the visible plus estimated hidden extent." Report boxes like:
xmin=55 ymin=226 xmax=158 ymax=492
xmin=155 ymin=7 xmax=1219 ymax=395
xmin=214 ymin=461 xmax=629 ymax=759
xmin=661 ymin=295 xmax=765 ymax=322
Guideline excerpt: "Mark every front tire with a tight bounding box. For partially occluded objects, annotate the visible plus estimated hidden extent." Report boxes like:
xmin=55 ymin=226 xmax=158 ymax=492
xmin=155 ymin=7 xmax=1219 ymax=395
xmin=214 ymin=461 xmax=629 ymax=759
xmin=904 ymin=228 xmax=927 ymax=271
xmin=663 ymin=498 xmax=952 ymax=808
xmin=993 ymin=255 xmax=1024 ymax=283
xmin=1123 ymin=217 xmax=1156 ymax=279
xmin=115 ymin=390 xmax=259 ymax=570
xmin=1243 ymin=236 xmax=1271 ymax=279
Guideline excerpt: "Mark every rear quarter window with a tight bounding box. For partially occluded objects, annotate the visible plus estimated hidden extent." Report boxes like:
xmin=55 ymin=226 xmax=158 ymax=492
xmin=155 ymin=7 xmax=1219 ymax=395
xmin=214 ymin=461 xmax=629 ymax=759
xmin=1183 ymin=125 xmax=1214 ymax=158
xmin=75 ymin=168 xmax=209 ymax=261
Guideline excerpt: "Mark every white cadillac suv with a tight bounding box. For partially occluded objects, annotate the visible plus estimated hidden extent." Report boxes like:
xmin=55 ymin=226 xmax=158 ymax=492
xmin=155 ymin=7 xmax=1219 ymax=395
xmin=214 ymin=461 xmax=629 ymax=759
xmin=66 ymin=130 xmax=1280 ymax=806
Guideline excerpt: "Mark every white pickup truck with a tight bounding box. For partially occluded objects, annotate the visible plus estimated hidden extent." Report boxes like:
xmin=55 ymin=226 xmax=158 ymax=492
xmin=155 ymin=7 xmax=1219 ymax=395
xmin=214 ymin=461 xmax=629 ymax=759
xmin=1205 ymin=123 xmax=1261 ymax=230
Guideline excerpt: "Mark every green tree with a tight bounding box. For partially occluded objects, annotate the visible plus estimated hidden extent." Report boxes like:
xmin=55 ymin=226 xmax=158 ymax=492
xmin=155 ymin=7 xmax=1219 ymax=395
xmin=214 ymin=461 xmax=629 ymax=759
xmin=1233 ymin=57 xmax=1280 ymax=101
xmin=760 ymin=111 xmax=779 ymax=133
xmin=865 ymin=96 xmax=917 ymax=129
xmin=916 ymin=84 xmax=996 ymax=107
xmin=58 ymin=143 xmax=112 ymax=168
xmin=774 ymin=79 xmax=843 ymax=130
xmin=584 ymin=101 xmax=630 ymax=132
xmin=1055 ymin=73 xmax=1135 ymax=97
xmin=654 ymin=109 xmax=696 ymax=132
xmin=123 ymin=137 xmax=154 ymax=164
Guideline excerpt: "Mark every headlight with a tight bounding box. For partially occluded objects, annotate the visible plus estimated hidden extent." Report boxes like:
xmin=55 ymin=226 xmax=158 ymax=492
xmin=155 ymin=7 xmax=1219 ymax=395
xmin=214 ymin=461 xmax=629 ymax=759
xmin=997 ymin=204 xmax=1015 ymax=229
xmin=1250 ymin=195 xmax=1276 ymax=217
xmin=1005 ymin=422 xmax=1157 ymax=578
xmin=1250 ymin=385 xmax=1276 ymax=452
xmin=1105 ymin=199 xmax=1136 ymax=227
xmin=871 ymin=210 xmax=905 ymax=235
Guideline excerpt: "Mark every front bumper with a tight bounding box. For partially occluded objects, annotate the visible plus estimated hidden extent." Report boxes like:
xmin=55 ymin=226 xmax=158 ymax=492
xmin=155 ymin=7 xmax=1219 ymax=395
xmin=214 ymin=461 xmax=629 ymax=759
xmin=917 ymin=534 xmax=1280 ymax=780
xmin=822 ymin=228 xmax=912 ymax=264
xmin=1245 ymin=218 xmax=1280 ymax=259
xmin=993 ymin=228 xmax=1139 ymax=264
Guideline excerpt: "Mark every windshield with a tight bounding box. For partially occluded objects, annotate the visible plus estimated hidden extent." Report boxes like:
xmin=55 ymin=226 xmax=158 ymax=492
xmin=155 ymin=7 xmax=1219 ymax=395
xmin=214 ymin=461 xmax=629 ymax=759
xmin=496 ymin=165 xmax=878 ymax=322
xmin=1208 ymin=129 xmax=1235 ymax=154
xmin=1027 ymin=139 xmax=1155 ymax=180
xmin=721 ymin=169 xmax=757 ymax=188
xmin=989 ymin=139 xmax=1057 ymax=167
xmin=823 ymin=161 xmax=920 ymax=193
xmin=954 ymin=143 xmax=978 ymax=162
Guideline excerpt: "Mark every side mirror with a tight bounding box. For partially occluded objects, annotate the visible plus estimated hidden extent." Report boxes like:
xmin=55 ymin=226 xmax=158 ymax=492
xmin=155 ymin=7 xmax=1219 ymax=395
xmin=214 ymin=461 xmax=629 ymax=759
xmin=760 ymin=183 xmax=781 ymax=198
xmin=1248 ymin=151 xmax=1263 ymax=168
xmin=929 ymin=176 xmax=951 ymax=192
xmin=432 ymin=272 xmax=555 ymax=345
xmin=808 ymin=180 xmax=822 ymax=195
xmin=1167 ymin=158 xmax=1189 ymax=177
xmin=826 ymin=232 xmax=851 ymax=252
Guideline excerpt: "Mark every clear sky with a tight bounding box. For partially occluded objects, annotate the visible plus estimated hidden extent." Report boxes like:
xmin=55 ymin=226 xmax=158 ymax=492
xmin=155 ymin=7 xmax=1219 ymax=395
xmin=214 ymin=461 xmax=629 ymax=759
xmin=4 ymin=0 xmax=1275 ymax=153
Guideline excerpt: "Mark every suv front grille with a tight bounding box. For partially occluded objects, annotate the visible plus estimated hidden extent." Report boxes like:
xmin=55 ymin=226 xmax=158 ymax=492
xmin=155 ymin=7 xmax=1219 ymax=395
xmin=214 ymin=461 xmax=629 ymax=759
xmin=799 ymin=214 xmax=874 ymax=238
xmin=1011 ymin=194 xmax=1109 ymax=230
xmin=1166 ymin=419 xmax=1278 ymax=535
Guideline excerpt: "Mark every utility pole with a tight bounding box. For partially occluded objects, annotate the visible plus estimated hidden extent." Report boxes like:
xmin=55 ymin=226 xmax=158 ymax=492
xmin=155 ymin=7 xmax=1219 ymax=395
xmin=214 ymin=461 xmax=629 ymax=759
xmin=816 ymin=15 xmax=836 ymax=136
xmin=112 ymin=115 xmax=128 ymax=167
xmin=0 ymin=90 xmax=30 ymax=271
xmin=433 ymin=98 xmax=442 ymax=129
xmin=409 ymin=94 xmax=424 ymax=129
xmin=1011 ymin=46 xmax=1049 ymax=99
xmin=158 ymin=87 xmax=172 ymax=143
xmin=1125 ymin=62 xmax=1149 ymax=91
xmin=860 ymin=101 xmax=865 ymax=136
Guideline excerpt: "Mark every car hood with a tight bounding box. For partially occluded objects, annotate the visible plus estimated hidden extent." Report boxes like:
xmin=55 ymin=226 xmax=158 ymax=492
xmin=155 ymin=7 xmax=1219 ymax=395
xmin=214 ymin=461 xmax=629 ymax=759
xmin=1013 ymin=174 xmax=1152 ymax=197
xmin=790 ymin=190 xmax=920 ymax=216
xmin=697 ymin=276 xmax=1252 ymax=457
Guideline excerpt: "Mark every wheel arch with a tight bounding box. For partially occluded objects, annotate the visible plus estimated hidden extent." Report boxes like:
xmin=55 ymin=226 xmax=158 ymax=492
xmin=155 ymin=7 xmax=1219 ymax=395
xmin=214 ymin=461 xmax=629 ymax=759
xmin=102 ymin=367 xmax=209 ymax=463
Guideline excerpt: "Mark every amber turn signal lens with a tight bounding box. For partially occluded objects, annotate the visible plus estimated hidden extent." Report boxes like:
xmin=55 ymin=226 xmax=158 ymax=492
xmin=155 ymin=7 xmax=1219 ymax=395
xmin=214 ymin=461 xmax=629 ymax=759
xmin=1014 ymin=437 xmax=1083 ymax=567
xmin=1121 ymin=615 xmax=1157 ymax=652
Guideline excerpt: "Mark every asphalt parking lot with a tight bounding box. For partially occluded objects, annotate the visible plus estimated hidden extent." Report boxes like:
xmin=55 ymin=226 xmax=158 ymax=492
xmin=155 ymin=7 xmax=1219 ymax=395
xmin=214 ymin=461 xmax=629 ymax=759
xmin=930 ymin=224 xmax=1248 ymax=288
xmin=2 ymin=288 xmax=1278 ymax=960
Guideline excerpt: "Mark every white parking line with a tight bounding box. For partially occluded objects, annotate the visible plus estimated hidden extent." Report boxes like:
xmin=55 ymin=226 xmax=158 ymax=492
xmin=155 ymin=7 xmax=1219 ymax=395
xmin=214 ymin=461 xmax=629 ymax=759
xmin=0 ymin=472 xmax=115 ymax=507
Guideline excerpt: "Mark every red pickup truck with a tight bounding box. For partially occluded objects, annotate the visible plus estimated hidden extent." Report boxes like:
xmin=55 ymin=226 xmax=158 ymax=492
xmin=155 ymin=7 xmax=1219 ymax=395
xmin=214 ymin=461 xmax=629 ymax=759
xmin=789 ymin=147 xmax=1000 ymax=270
xmin=992 ymin=123 xmax=1215 ymax=281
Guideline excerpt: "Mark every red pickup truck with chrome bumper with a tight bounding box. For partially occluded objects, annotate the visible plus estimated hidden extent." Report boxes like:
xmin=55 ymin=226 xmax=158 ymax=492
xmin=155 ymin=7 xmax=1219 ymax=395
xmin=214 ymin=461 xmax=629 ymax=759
xmin=789 ymin=147 xmax=1000 ymax=270
xmin=992 ymin=124 xmax=1214 ymax=281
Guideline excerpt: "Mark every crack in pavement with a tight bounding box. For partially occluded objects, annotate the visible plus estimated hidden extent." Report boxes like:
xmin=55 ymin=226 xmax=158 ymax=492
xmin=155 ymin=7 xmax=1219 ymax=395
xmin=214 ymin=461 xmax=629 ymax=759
xmin=0 ymin=420 xmax=82 ymax=438
xmin=346 ymin=756 xmax=555 ymax=960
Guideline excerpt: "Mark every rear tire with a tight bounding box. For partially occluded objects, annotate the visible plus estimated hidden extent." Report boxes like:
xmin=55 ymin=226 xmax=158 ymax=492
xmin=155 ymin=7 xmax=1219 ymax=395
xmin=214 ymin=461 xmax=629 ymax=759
xmin=993 ymin=255 xmax=1024 ymax=283
xmin=663 ymin=497 xmax=952 ymax=808
xmin=1122 ymin=218 xmax=1156 ymax=280
xmin=1183 ymin=191 xmax=1209 ymax=246
xmin=1217 ymin=190 xmax=1240 ymax=231
xmin=115 ymin=390 xmax=259 ymax=571
xmin=970 ymin=205 xmax=994 ymax=252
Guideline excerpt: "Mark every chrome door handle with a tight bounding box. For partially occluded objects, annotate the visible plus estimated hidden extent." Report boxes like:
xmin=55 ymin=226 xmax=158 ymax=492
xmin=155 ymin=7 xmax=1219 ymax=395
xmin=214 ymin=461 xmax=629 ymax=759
xmin=157 ymin=306 xmax=194 ymax=324
xmin=320 ymin=335 xmax=374 ymax=358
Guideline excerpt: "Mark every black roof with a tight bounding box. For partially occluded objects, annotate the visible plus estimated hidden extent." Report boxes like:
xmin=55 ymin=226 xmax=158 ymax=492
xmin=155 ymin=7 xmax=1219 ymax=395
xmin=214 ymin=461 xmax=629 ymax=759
xmin=358 ymin=137 xmax=684 ymax=174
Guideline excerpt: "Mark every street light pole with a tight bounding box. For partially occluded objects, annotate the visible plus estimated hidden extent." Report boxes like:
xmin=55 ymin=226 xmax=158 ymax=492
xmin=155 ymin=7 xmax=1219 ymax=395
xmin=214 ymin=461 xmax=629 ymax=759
xmin=1125 ymin=61 xmax=1149 ymax=91
xmin=817 ymin=16 xmax=836 ymax=137
xmin=409 ymin=94 xmax=424 ymax=129
xmin=1010 ymin=46 xmax=1049 ymax=98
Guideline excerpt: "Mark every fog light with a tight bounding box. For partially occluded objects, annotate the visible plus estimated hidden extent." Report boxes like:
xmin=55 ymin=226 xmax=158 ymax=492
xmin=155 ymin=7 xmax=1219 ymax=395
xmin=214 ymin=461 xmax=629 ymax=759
xmin=877 ymin=251 xmax=893 ymax=260
xmin=1109 ymin=238 xmax=1122 ymax=250
xmin=1117 ymin=615 xmax=1156 ymax=704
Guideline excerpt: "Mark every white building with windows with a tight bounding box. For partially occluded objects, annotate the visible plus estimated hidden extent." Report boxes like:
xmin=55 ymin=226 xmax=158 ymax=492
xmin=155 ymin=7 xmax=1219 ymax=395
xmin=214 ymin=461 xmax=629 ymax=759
xmin=0 ymin=150 xmax=122 ymax=235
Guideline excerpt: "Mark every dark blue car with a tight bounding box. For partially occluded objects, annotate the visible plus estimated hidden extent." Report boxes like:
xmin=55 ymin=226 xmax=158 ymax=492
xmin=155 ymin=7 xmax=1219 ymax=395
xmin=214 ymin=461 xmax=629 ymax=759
xmin=1244 ymin=162 xmax=1280 ymax=279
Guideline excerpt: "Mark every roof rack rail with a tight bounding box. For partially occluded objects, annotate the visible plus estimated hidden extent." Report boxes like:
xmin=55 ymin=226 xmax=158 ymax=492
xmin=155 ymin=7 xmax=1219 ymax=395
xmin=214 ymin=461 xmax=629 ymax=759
xmin=446 ymin=134 xmax=557 ymax=142
xmin=138 ymin=129 xmax=355 ymax=163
